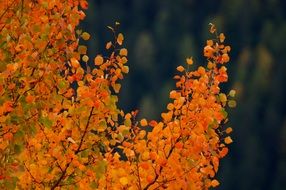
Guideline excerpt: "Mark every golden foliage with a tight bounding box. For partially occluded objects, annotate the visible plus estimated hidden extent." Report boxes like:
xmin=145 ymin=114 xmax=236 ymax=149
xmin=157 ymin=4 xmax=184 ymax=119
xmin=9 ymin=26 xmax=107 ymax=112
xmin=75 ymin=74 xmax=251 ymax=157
xmin=0 ymin=1 xmax=234 ymax=189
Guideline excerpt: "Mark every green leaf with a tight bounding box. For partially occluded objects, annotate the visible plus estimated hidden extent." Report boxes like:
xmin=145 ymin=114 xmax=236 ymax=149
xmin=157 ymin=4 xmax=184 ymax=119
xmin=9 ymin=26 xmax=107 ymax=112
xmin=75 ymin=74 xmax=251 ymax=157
xmin=90 ymin=181 xmax=98 ymax=189
xmin=14 ymin=130 xmax=24 ymax=139
xmin=124 ymin=118 xmax=131 ymax=128
xmin=58 ymin=80 xmax=68 ymax=90
xmin=220 ymin=109 xmax=228 ymax=119
xmin=14 ymin=144 xmax=23 ymax=154
xmin=3 ymin=176 xmax=17 ymax=189
xmin=94 ymin=160 xmax=107 ymax=178
xmin=228 ymin=100 xmax=237 ymax=108
xmin=39 ymin=116 xmax=53 ymax=128
xmin=97 ymin=120 xmax=107 ymax=132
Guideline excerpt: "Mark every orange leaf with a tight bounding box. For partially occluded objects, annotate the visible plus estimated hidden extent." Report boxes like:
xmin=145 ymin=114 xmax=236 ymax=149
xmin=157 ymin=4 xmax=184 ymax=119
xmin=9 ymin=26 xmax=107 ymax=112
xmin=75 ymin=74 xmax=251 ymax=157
xmin=211 ymin=179 xmax=220 ymax=187
xmin=224 ymin=136 xmax=233 ymax=144
xmin=71 ymin=57 xmax=80 ymax=68
xmin=81 ymin=32 xmax=90 ymax=40
xmin=106 ymin=41 xmax=112 ymax=49
xmin=25 ymin=95 xmax=35 ymax=103
xmin=176 ymin=65 xmax=185 ymax=72
xmin=117 ymin=33 xmax=124 ymax=45
xmin=225 ymin=127 xmax=233 ymax=134
xmin=186 ymin=57 xmax=193 ymax=65
xmin=140 ymin=118 xmax=148 ymax=127
xmin=119 ymin=48 xmax=128 ymax=56
xmin=94 ymin=55 xmax=104 ymax=65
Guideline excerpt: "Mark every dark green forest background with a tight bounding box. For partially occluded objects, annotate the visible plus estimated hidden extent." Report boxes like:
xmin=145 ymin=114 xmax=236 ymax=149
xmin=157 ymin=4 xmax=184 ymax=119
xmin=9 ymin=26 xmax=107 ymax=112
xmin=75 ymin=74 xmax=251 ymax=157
xmin=81 ymin=0 xmax=286 ymax=189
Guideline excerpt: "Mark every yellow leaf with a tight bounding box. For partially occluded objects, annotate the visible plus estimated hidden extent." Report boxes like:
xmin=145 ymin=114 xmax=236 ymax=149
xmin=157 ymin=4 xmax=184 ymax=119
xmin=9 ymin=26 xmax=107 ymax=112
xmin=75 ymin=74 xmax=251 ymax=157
xmin=119 ymin=48 xmax=128 ymax=56
xmin=224 ymin=136 xmax=233 ymax=144
xmin=141 ymin=151 xmax=149 ymax=161
xmin=228 ymin=100 xmax=237 ymax=108
xmin=219 ymin=93 xmax=227 ymax=103
xmin=219 ymin=33 xmax=225 ymax=43
xmin=122 ymin=66 xmax=129 ymax=74
xmin=167 ymin=103 xmax=174 ymax=110
xmin=94 ymin=55 xmax=104 ymax=65
xmin=98 ymin=120 xmax=107 ymax=132
xmin=229 ymin=90 xmax=236 ymax=97
xmin=82 ymin=55 xmax=89 ymax=62
xmin=117 ymin=33 xmax=124 ymax=45
xmin=81 ymin=32 xmax=90 ymax=40
xmin=225 ymin=127 xmax=233 ymax=134
xmin=186 ymin=57 xmax=193 ymax=65
xmin=113 ymin=83 xmax=121 ymax=93
xmin=121 ymin=57 xmax=128 ymax=64
xmin=78 ymin=45 xmax=87 ymax=54
xmin=119 ymin=177 xmax=128 ymax=185
xmin=140 ymin=118 xmax=148 ymax=127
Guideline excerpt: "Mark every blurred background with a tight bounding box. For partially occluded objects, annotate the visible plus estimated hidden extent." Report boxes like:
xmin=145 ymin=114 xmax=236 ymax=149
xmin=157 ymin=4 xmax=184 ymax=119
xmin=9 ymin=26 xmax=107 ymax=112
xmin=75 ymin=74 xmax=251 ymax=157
xmin=80 ymin=0 xmax=286 ymax=189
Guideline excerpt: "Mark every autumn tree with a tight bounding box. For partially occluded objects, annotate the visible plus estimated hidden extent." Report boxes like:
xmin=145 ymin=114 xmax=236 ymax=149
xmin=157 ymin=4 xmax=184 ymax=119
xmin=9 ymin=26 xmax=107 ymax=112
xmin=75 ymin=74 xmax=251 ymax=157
xmin=0 ymin=0 xmax=235 ymax=189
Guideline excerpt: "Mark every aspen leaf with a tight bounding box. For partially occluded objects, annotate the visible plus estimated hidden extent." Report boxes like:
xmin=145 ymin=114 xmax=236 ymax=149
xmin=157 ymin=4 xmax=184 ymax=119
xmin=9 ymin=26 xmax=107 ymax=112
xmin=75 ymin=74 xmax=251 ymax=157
xmin=3 ymin=132 xmax=13 ymax=140
xmin=140 ymin=118 xmax=148 ymax=126
xmin=169 ymin=90 xmax=179 ymax=99
xmin=167 ymin=103 xmax=174 ymax=110
xmin=219 ymin=93 xmax=227 ymax=103
xmin=78 ymin=45 xmax=87 ymax=54
xmin=119 ymin=177 xmax=128 ymax=185
xmin=119 ymin=48 xmax=128 ymax=56
xmin=124 ymin=118 xmax=131 ymax=127
xmin=176 ymin=65 xmax=185 ymax=72
xmin=141 ymin=151 xmax=149 ymax=161
xmin=122 ymin=66 xmax=129 ymax=73
xmin=212 ymin=156 xmax=219 ymax=172
xmin=207 ymin=40 xmax=213 ymax=46
xmin=82 ymin=55 xmax=89 ymax=62
xmin=140 ymin=162 xmax=149 ymax=170
xmin=147 ymin=175 xmax=153 ymax=183
xmin=76 ymin=29 xmax=82 ymax=35
xmin=224 ymin=136 xmax=233 ymax=144
xmin=71 ymin=57 xmax=80 ymax=68
xmin=211 ymin=179 xmax=220 ymax=187
xmin=39 ymin=116 xmax=52 ymax=128
xmin=228 ymin=100 xmax=237 ymax=108
xmin=229 ymin=89 xmax=236 ymax=97
xmin=25 ymin=95 xmax=35 ymax=103
xmin=225 ymin=127 xmax=233 ymax=134
xmin=219 ymin=147 xmax=229 ymax=158
xmin=106 ymin=41 xmax=112 ymax=49
xmin=149 ymin=152 xmax=157 ymax=160
xmin=117 ymin=33 xmax=124 ymax=45
xmin=81 ymin=32 xmax=90 ymax=40
xmin=209 ymin=23 xmax=216 ymax=33
xmin=94 ymin=55 xmax=104 ymax=65
xmin=113 ymin=83 xmax=121 ymax=93
xmin=186 ymin=57 xmax=193 ymax=65
xmin=80 ymin=1 xmax=88 ymax=9
xmin=121 ymin=57 xmax=128 ymax=64
xmin=219 ymin=33 xmax=225 ymax=42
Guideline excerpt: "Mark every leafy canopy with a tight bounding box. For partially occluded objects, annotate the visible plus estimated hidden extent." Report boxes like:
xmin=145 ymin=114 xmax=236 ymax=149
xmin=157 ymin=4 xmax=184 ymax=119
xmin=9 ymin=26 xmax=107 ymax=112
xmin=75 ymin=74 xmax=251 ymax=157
xmin=0 ymin=0 xmax=235 ymax=189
